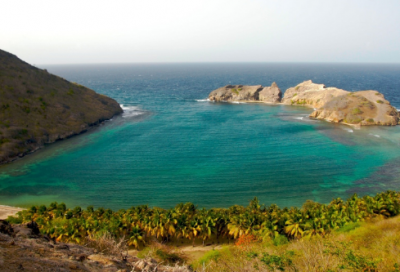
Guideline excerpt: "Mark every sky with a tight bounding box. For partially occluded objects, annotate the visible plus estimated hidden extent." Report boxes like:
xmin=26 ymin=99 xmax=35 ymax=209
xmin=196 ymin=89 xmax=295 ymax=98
xmin=1 ymin=0 xmax=400 ymax=64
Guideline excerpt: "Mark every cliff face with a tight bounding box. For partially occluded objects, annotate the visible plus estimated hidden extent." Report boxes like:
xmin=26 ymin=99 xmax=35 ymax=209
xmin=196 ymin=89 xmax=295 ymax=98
xmin=208 ymin=83 xmax=282 ymax=102
xmin=0 ymin=49 xmax=123 ymax=164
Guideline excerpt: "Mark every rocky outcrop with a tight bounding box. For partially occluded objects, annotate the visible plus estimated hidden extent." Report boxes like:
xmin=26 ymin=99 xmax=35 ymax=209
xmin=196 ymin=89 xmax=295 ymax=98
xmin=0 ymin=49 xmax=123 ymax=164
xmin=309 ymin=91 xmax=400 ymax=126
xmin=259 ymin=82 xmax=282 ymax=103
xmin=281 ymin=80 xmax=349 ymax=108
xmin=208 ymin=83 xmax=282 ymax=103
xmin=208 ymin=84 xmax=263 ymax=102
xmin=208 ymin=80 xmax=400 ymax=127
xmin=0 ymin=220 xmax=190 ymax=272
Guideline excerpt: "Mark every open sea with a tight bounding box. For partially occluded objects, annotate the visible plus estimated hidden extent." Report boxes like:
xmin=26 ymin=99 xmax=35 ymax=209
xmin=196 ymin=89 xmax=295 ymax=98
xmin=1 ymin=63 xmax=400 ymax=210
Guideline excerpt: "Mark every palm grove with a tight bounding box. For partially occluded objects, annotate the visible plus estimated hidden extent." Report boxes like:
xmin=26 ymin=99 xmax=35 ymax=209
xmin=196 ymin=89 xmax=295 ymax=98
xmin=7 ymin=191 xmax=400 ymax=249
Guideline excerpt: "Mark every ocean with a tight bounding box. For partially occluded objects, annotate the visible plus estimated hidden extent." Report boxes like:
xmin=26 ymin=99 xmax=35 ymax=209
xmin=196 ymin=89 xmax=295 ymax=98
xmin=1 ymin=63 xmax=400 ymax=210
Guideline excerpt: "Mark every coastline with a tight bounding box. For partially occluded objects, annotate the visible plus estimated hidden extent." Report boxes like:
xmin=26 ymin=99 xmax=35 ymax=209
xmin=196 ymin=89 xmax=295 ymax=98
xmin=0 ymin=113 xmax=121 ymax=166
xmin=0 ymin=204 xmax=24 ymax=220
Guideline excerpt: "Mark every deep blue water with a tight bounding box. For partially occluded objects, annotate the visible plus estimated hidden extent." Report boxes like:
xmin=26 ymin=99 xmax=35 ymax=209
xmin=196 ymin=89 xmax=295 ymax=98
xmin=1 ymin=63 xmax=400 ymax=210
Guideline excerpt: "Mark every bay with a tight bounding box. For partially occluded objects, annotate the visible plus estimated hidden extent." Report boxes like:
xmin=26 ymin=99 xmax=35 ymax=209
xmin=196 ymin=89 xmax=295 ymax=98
xmin=1 ymin=63 xmax=400 ymax=209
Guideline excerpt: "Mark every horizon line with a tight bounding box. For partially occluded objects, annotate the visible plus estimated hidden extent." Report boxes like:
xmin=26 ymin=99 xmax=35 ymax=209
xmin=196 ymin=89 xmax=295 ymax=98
xmin=36 ymin=61 xmax=400 ymax=66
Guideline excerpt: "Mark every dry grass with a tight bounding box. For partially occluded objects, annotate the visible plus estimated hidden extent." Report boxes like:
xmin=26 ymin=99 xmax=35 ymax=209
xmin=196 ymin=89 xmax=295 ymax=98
xmin=190 ymin=216 xmax=400 ymax=271
xmin=138 ymin=240 xmax=188 ymax=266
xmin=84 ymin=232 xmax=128 ymax=259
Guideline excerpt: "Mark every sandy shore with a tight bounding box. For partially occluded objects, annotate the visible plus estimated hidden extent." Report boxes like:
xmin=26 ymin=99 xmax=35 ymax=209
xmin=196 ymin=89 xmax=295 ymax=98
xmin=0 ymin=205 xmax=25 ymax=220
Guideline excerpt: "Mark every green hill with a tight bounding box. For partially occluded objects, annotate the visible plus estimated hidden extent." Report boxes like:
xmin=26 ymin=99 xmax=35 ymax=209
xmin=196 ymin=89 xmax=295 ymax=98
xmin=0 ymin=49 xmax=122 ymax=164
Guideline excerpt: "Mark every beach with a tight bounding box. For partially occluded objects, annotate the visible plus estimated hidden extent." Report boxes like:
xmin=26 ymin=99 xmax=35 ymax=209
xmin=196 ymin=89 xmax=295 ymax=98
xmin=0 ymin=205 xmax=24 ymax=220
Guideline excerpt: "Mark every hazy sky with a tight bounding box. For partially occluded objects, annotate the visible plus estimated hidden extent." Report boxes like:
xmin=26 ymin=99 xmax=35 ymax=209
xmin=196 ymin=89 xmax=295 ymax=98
xmin=2 ymin=0 xmax=400 ymax=64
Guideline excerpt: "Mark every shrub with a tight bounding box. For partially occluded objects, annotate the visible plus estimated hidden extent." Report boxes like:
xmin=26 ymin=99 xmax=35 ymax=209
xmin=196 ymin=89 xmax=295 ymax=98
xmin=352 ymin=108 xmax=363 ymax=115
xmin=235 ymin=234 xmax=257 ymax=249
xmin=85 ymin=232 xmax=128 ymax=256
xmin=231 ymin=88 xmax=239 ymax=95
xmin=273 ymin=235 xmax=289 ymax=246
xmin=336 ymin=222 xmax=362 ymax=233
xmin=376 ymin=100 xmax=383 ymax=104
xmin=260 ymin=251 xmax=295 ymax=271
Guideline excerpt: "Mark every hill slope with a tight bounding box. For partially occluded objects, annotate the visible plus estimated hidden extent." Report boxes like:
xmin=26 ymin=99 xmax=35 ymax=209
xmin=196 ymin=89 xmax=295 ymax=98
xmin=0 ymin=49 xmax=122 ymax=164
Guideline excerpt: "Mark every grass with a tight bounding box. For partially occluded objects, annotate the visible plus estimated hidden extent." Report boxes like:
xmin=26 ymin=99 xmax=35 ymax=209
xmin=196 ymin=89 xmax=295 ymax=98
xmin=137 ymin=242 xmax=187 ymax=266
xmin=377 ymin=100 xmax=384 ymax=104
xmin=191 ymin=216 xmax=400 ymax=271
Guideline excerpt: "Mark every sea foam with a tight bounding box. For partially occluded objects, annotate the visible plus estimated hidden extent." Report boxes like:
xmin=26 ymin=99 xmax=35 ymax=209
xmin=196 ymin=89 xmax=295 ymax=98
xmin=120 ymin=104 xmax=146 ymax=118
xmin=342 ymin=128 xmax=354 ymax=133
xmin=369 ymin=133 xmax=381 ymax=138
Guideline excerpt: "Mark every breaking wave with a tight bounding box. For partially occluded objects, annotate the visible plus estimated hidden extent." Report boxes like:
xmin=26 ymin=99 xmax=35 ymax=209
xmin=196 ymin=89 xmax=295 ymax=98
xmin=120 ymin=104 xmax=146 ymax=118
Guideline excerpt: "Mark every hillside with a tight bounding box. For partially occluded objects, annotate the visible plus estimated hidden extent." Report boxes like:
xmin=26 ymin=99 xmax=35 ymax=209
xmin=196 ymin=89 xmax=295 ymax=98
xmin=4 ymin=190 xmax=400 ymax=271
xmin=0 ymin=49 xmax=122 ymax=164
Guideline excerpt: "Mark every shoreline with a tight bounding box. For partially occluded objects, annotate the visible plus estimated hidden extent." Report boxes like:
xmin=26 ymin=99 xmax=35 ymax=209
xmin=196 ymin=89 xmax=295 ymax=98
xmin=0 ymin=113 xmax=122 ymax=166
xmin=0 ymin=204 xmax=25 ymax=220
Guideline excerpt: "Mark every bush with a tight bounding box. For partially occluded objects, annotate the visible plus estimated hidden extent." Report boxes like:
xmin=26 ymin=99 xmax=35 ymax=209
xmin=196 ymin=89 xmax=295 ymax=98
xmin=352 ymin=108 xmax=363 ymax=115
xmin=260 ymin=251 xmax=295 ymax=271
xmin=336 ymin=222 xmax=362 ymax=233
xmin=273 ymin=235 xmax=289 ymax=246
xmin=376 ymin=100 xmax=383 ymax=104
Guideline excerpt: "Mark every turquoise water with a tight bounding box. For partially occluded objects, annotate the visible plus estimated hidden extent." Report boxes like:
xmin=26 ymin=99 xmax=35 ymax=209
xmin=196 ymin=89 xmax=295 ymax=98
xmin=1 ymin=63 xmax=400 ymax=209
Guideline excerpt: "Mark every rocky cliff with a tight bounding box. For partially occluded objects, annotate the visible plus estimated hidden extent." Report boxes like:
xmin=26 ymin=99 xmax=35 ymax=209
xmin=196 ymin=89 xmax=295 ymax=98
xmin=208 ymin=80 xmax=400 ymax=127
xmin=0 ymin=49 xmax=123 ymax=164
xmin=208 ymin=82 xmax=282 ymax=103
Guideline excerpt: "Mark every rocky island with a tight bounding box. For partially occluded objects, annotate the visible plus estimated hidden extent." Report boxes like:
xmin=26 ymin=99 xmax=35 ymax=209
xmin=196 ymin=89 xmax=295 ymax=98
xmin=0 ymin=49 xmax=123 ymax=164
xmin=208 ymin=80 xmax=400 ymax=127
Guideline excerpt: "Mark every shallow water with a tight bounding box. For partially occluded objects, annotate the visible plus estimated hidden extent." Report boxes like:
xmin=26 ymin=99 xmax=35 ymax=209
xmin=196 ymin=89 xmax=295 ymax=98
xmin=1 ymin=63 xmax=400 ymax=209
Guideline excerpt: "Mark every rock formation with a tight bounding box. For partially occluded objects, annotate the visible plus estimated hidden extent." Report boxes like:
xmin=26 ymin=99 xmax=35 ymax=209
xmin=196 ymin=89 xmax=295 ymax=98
xmin=208 ymin=80 xmax=400 ymax=127
xmin=281 ymin=80 xmax=348 ymax=108
xmin=0 ymin=49 xmax=123 ymax=164
xmin=0 ymin=220 xmax=190 ymax=272
xmin=309 ymin=91 xmax=399 ymax=126
xmin=259 ymin=82 xmax=282 ymax=103
xmin=208 ymin=84 xmax=263 ymax=102
xmin=208 ymin=82 xmax=282 ymax=103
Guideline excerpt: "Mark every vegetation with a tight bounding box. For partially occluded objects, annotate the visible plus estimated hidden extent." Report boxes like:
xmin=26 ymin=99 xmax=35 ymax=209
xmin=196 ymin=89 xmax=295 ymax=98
xmin=0 ymin=49 xmax=122 ymax=164
xmin=231 ymin=88 xmax=239 ymax=95
xmin=196 ymin=215 xmax=400 ymax=271
xmin=8 ymin=191 xmax=400 ymax=253
xmin=352 ymin=108 xmax=363 ymax=115
xmin=377 ymin=100 xmax=384 ymax=104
